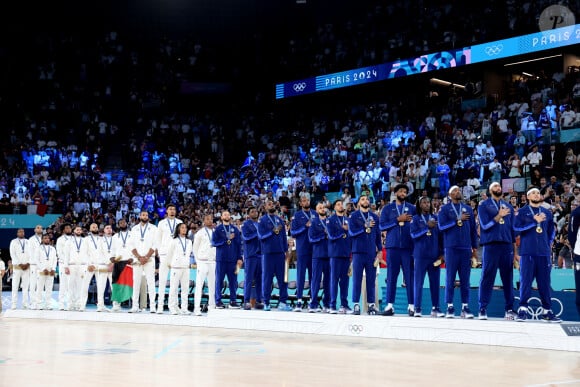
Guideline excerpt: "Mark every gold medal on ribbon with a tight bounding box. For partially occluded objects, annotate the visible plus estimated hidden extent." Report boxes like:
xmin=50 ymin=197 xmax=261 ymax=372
xmin=274 ymin=228 xmax=280 ymax=235
xmin=342 ymin=233 xmax=347 ymax=238
xmin=365 ymin=227 xmax=371 ymax=233
xmin=499 ymin=218 xmax=505 ymax=224
xmin=457 ymin=220 xmax=463 ymax=227
xmin=227 ymin=240 xmax=232 ymax=245
xmin=398 ymin=221 xmax=404 ymax=226
xmin=433 ymin=259 xmax=442 ymax=267
xmin=426 ymin=230 xmax=432 ymax=236
xmin=536 ymin=225 xmax=543 ymax=234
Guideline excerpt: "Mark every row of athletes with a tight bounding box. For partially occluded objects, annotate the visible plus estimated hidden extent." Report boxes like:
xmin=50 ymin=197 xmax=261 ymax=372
xmin=287 ymin=182 xmax=562 ymax=322
xmin=5 ymin=182 xmax=563 ymax=322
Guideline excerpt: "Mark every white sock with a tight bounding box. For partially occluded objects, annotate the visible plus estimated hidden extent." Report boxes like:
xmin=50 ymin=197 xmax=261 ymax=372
xmin=408 ymin=304 xmax=414 ymax=311
xmin=462 ymin=303 xmax=468 ymax=308
xmin=387 ymin=303 xmax=393 ymax=309
xmin=448 ymin=303 xmax=453 ymax=307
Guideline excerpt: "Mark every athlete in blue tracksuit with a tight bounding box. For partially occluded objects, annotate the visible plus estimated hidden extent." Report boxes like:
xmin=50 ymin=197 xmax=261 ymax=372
xmin=410 ymin=196 xmax=444 ymax=317
xmin=241 ymin=206 xmax=264 ymax=310
xmin=349 ymin=194 xmax=382 ymax=315
xmin=513 ymin=187 xmax=560 ymax=322
xmin=438 ymin=185 xmax=478 ymax=318
xmin=379 ymin=183 xmax=416 ymax=316
xmin=566 ymin=202 xmax=580 ymax=319
xmin=477 ymin=182 xmax=518 ymax=320
xmin=257 ymin=200 xmax=291 ymax=311
xmin=290 ymin=195 xmax=315 ymax=311
xmin=308 ymin=202 xmax=331 ymax=312
xmin=212 ymin=211 xmax=243 ymax=308
xmin=327 ymin=199 xmax=351 ymax=314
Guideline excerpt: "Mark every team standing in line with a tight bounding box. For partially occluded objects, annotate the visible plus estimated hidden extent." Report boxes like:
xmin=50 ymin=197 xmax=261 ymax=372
xmin=4 ymin=183 xmax=563 ymax=322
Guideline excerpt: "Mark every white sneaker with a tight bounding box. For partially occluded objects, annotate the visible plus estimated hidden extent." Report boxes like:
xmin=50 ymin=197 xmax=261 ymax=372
xmin=170 ymin=309 xmax=178 ymax=315
xmin=156 ymin=307 xmax=164 ymax=314
xmin=194 ymin=310 xmax=202 ymax=316
xmin=179 ymin=309 xmax=191 ymax=315
xmin=111 ymin=305 xmax=121 ymax=312
xmin=129 ymin=307 xmax=139 ymax=313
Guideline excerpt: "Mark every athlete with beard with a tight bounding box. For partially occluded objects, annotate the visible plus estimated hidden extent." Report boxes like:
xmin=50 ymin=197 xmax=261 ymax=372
xmin=379 ymin=183 xmax=416 ymax=316
xmin=348 ymin=194 xmax=382 ymax=315
xmin=212 ymin=210 xmax=243 ymax=309
xmin=327 ymin=199 xmax=351 ymax=314
xmin=438 ymin=186 xmax=478 ymax=319
xmin=129 ymin=210 xmax=158 ymax=313
xmin=477 ymin=182 xmax=518 ymax=320
xmin=307 ymin=202 xmax=331 ymax=312
xmin=513 ymin=187 xmax=560 ymax=322
xmin=82 ymin=223 xmax=102 ymax=311
xmin=410 ymin=197 xmax=445 ymax=317
xmin=110 ymin=218 xmax=133 ymax=311
xmin=257 ymin=199 xmax=291 ymax=311
xmin=241 ymin=206 xmax=264 ymax=310
xmin=290 ymin=195 xmax=315 ymax=311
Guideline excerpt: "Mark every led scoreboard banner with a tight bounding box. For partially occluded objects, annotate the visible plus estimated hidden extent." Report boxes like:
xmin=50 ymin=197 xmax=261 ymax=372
xmin=275 ymin=23 xmax=580 ymax=100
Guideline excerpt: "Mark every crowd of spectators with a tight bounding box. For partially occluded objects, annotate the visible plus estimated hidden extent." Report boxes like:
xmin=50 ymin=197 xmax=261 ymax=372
xmin=0 ymin=1 xmax=579 ymax=274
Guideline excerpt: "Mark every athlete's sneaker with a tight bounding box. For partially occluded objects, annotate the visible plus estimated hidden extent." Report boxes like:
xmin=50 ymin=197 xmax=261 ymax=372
xmin=478 ymin=308 xmax=488 ymax=320
xmin=367 ymin=303 xmax=378 ymax=315
xmin=329 ymin=308 xmax=338 ymax=314
xmin=277 ymin=303 xmax=292 ymax=311
xmin=431 ymin=307 xmax=445 ymax=318
xmin=353 ymin=303 xmax=361 ymax=315
xmin=407 ymin=307 xmax=415 ymax=317
xmin=414 ymin=308 xmax=422 ymax=317
xmin=340 ymin=306 xmax=351 ymax=314
xmin=382 ymin=306 xmax=395 ymax=316
xmin=445 ymin=305 xmax=455 ymax=318
xmin=179 ymin=309 xmax=191 ymax=315
xmin=229 ymin=301 xmax=241 ymax=309
xmin=263 ymin=304 xmax=271 ymax=311
xmin=516 ymin=308 xmax=528 ymax=322
xmin=254 ymin=302 xmax=265 ymax=310
xmin=461 ymin=306 xmax=474 ymax=319
xmin=215 ymin=302 xmax=226 ymax=309
xmin=504 ymin=310 xmax=517 ymax=321
xmin=169 ymin=309 xmax=178 ymax=315
xmin=308 ymin=306 xmax=318 ymax=313
xmin=243 ymin=303 xmax=252 ymax=310
xmin=293 ymin=301 xmax=303 ymax=312
xmin=194 ymin=310 xmax=202 ymax=316
xmin=541 ymin=310 xmax=562 ymax=323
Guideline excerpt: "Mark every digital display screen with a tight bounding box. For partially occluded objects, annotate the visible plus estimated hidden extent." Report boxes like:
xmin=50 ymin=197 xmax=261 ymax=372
xmin=275 ymin=24 xmax=580 ymax=100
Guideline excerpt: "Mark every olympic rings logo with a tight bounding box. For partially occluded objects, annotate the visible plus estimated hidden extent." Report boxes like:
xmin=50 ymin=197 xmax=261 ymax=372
xmin=484 ymin=45 xmax=503 ymax=56
xmin=348 ymin=324 xmax=364 ymax=334
xmin=293 ymin=83 xmax=307 ymax=92
xmin=515 ymin=296 xmax=564 ymax=320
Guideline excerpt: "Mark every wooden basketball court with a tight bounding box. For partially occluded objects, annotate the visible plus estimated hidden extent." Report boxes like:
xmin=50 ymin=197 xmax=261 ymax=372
xmin=1 ymin=308 xmax=580 ymax=387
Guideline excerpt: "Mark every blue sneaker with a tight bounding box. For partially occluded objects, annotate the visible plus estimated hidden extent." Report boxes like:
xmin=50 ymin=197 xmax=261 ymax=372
xmin=293 ymin=300 xmax=303 ymax=312
xmin=445 ymin=305 xmax=455 ymax=318
xmin=277 ymin=303 xmax=292 ymax=311
xmin=541 ymin=310 xmax=562 ymax=323
xmin=461 ymin=306 xmax=474 ymax=319
xmin=353 ymin=303 xmax=361 ymax=315
xmin=516 ymin=308 xmax=528 ymax=322
xmin=263 ymin=304 xmax=271 ymax=311
xmin=478 ymin=308 xmax=487 ymax=320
